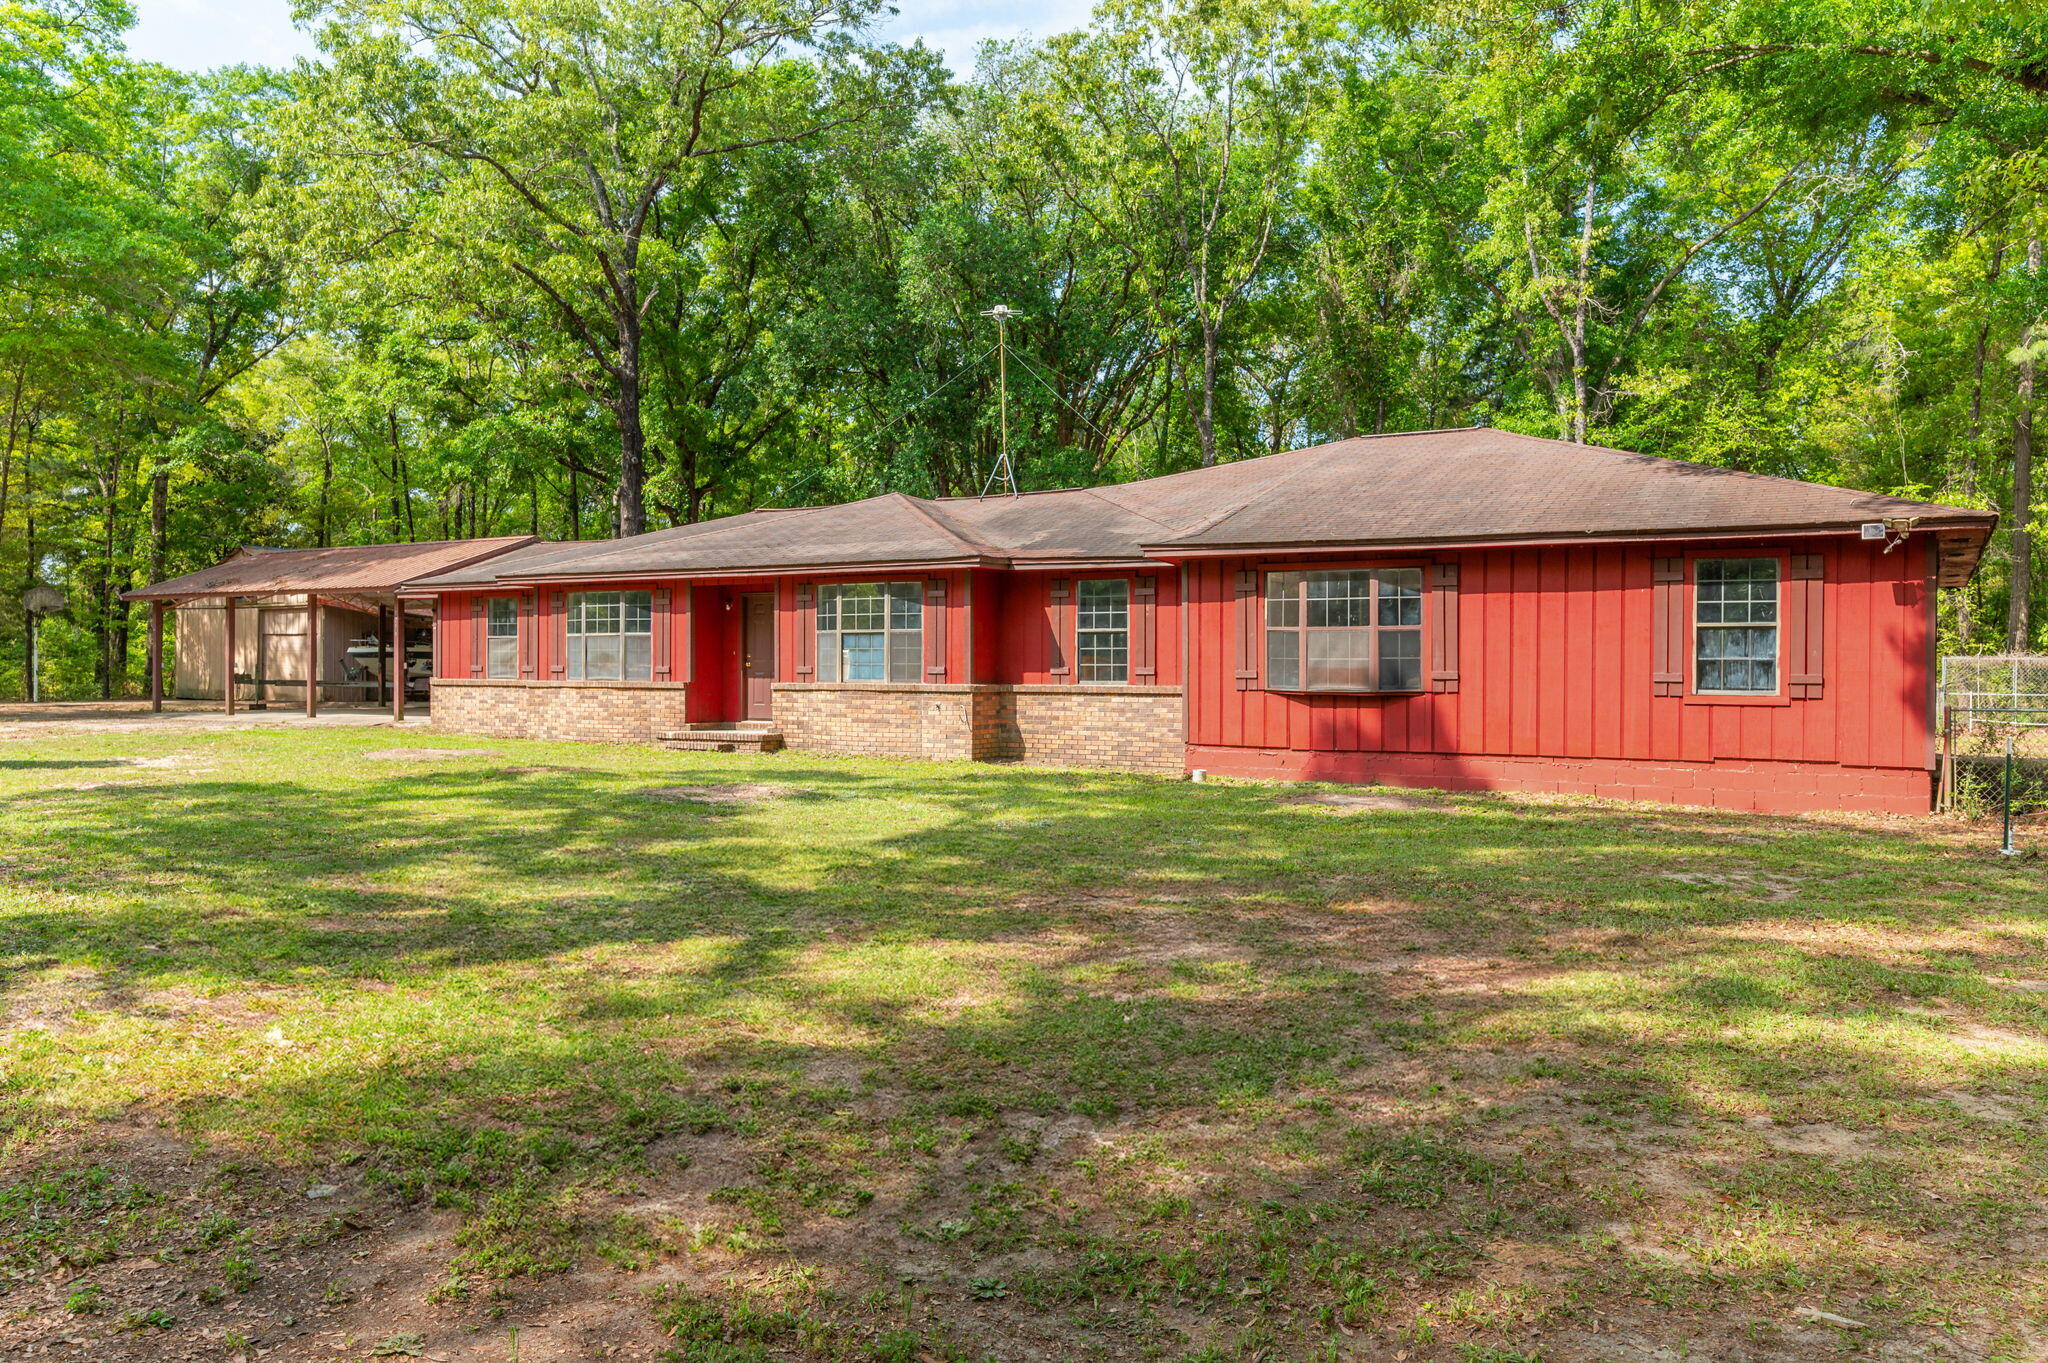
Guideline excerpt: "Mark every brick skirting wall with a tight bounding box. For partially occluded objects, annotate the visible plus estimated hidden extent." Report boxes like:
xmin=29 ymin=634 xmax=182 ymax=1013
xmin=773 ymin=683 xmax=1185 ymax=773
xmin=431 ymin=679 xmax=690 ymax=742
xmin=1185 ymin=745 xmax=1933 ymax=815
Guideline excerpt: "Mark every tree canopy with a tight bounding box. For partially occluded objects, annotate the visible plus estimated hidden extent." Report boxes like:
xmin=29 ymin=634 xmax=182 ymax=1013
xmin=3 ymin=0 xmax=2046 ymax=697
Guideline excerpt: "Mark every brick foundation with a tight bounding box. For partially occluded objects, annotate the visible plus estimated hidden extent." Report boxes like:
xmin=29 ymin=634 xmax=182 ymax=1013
xmin=773 ymin=683 xmax=1185 ymax=773
xmin=1186 ymin=745 xmax=1934 ymax=815
xmin=431 ymin=679 xmax=690 ymax=742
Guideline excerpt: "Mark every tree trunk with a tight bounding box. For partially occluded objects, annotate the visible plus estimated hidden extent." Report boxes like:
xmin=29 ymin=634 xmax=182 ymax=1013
xmin=1197 ymin=322 xmax=1220 ymax=468
xmin=1960 ymin=242 xmax=2005 ymax=650
xmin=614 ymin=308 xmax=646 ymax=537
xmin=2008 ymin=236 xmax=2041 ymax=652
xmin=316 ymin=433 xmax=333 ymax=548
xmin=1569 ymin=173 xmax=1595 ymax=444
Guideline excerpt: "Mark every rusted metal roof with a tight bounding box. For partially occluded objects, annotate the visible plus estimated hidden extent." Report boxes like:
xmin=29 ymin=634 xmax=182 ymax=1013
xmin=407 ymin=429 xmax=1998 ymax=589
xmin=125 ymin=538 xmax=539 ymax=601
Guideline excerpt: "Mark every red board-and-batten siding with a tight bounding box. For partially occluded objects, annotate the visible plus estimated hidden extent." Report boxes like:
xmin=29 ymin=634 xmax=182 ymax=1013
xmin=435 ymin=567 xmax=1181 ymax=692
xmin=1185 ymin=535 xmax=1936 ymax=812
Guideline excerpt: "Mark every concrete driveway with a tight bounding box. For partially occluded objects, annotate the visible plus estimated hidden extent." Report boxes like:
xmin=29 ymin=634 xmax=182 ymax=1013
xmin=0 ymin=701 xmax=431 ymax=739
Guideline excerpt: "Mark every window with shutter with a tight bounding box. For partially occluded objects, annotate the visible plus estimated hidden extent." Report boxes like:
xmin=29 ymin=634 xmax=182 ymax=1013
xmin=1787 ymin=553 xmax=1824 ymax=699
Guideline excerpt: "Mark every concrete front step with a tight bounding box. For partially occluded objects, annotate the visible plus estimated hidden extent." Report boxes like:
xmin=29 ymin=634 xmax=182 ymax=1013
xmin=657 ymin=729 xmax=786 ymax=753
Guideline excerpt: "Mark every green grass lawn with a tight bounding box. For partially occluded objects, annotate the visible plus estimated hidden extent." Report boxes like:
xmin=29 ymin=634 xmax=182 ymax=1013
xmin=2 ymin=728 xmax=2046 ymax=1361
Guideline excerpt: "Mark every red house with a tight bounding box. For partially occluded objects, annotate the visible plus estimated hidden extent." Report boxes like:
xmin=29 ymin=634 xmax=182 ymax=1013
xmin=408 ymin=430 xmax=1994 ymax=814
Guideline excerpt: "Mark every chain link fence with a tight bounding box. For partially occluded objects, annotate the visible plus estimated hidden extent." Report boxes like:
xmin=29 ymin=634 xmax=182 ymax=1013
xmin=1938 ymin=656 xmax=2048 ymax=846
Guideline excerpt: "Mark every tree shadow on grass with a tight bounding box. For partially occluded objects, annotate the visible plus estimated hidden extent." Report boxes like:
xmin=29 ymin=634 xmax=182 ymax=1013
xmin=4 ymin=744 xmax=2048 ymax=1353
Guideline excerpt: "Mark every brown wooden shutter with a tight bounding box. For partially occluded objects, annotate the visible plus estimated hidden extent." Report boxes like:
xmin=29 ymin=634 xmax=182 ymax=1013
xmin=1049 ymin=578 xmax=1071 ymax=678
xmin=1132 ymin=575 xmax=1157 ymax=681
xmin=1787 ymin=553 xmax=1824 ymax=699
xmin=1427 ymin=562 xmax=1460 ymax=693
xmin=1651 ymin=558 xmax=1684 ymax=696
xmin=1234 ymin=569 xmax=1260 ymax=691
xmin=549 ymin=592 xmax=567 ymax=677
xmin=925 ymin=578 xmax=948 ymax=680
xmin=518 ymin=592 xmax=536 ymax=679
xmin=652 ymin=586 xmax=672 ymax=679
xmin=794 ymin=584 xmax=815 ymax=678
xmin=468 ymin=597 xmax=484 ymax=677
xmin=679 ymin=586 xmax=695 ymax=683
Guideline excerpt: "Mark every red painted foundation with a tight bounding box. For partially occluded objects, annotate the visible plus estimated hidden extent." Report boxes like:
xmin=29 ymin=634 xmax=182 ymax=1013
xmin=1184 ymin=745 xmax=1933 ymax=815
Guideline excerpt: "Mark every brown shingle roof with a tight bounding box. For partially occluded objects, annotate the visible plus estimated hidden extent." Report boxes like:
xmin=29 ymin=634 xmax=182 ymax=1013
xmin=405 ymin=430 xmax=1998 ymax=589
xmin=125 ymin=537 xmax=539 ymax=601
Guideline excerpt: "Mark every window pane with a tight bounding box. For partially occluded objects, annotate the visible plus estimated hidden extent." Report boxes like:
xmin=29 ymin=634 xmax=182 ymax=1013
xmin=486 ymin=636 xmax=517 ymax=679
xmin=1265 ymin=573 xmax=1300 ymax=628
xmin=1078 ymin=632 xmax=1128 ymax=682
xmin=888 ymin=630 xmax=922 ymax=682
xmin=844 ymin=592 xmax=885 ymax=630
xmin=622 ymin=592 xmax=652 ymax=634
xmin=816 ymin=590 xmax=838 ymax=630
xmin=842 ymin=632 xmax=885 ymax=681
xmin=888 ymin=582 xmax=924 ymax=630
xmin=1306 ymin=628 xmax=1372 ymax=690
xmin=1305 ymin=571 xmax=1371 ymax=628
xmin=566 ymin=637 xmax=584 ymax=680
xmin=1376 ymin=570 xmax=1423 ymax=627
xmin=1267 ymin=629 xmax=1299 ymax=690
xmin=624 ymin=634 xmax=652 ymax=681
xmin=584 ymin=634 xmax=622 ymax=681
xmin=815 ymin=634 xmax=838 ymax=682
xmin=1077 ymin=579 xmax=1129 ymax=630
xmin=1378 ymin=629 xmax=1422 ymax=690
xmin=1697 ymin=558 xmax=1778 ymax=625
xmin=486 ymin=597 xmax=518 ymax=636
xmin=1696 ymin=623 xmax=1777 ymax=693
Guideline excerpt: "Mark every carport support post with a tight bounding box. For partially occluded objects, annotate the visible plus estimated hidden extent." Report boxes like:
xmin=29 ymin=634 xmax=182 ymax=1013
xmin=222 ymin=595 xmax=237 ymax=716
xmin=304 ymin=593 xmax=320 ymax=718
xmin=376 ymin=604 xmax=390 ymax=706
xmin=391 ymin=599 xmax=406 ymax=723
xmin=148 ymin=602 xmax=164 ymax=713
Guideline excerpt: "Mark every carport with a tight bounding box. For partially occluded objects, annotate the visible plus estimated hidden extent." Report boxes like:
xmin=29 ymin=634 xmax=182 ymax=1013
xmin=122 ymin=538 xmax=537 ymax=720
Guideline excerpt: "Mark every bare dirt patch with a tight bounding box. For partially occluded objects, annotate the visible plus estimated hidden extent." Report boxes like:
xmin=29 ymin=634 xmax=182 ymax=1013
xmin=1284 ymin=789 xmax=1448 ymax=813
xmin=635 ymin=782 xmax=794 ymax=805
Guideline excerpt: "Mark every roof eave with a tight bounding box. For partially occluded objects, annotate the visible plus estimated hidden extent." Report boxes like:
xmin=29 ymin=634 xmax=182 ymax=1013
xmin=1141 ymin=517 xmax=2000 ymax=559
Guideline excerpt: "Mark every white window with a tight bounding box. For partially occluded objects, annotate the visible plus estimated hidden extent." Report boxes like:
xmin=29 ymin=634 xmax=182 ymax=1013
xmin=1695 ymin=558 xmax=1778 ymax=693
xmin=484 ymin=597 xmax=518 ymax=679
xmin=1264 ymin=569 xmax=1423 ymax=692
xmin=1076 ymin=579 xmax=1129 ymax=683
xmin=815 ymin=583 xmax=922 ymax=682
xmin=566 ymin=591 xmax=652 ymax=681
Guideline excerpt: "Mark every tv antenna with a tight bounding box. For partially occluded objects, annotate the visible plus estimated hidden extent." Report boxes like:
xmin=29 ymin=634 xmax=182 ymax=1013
xmin=980 ymin=304 xmax=1022 ymax=498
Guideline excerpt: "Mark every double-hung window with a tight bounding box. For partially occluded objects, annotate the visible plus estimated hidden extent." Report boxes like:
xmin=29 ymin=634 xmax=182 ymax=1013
xmin=1694 ymin=558 xmax=1778 ymax=693
xmin=484 ymin=597 xmax=518 ymax=679
xmin=1265 ymin=568 xmax=1423 ymax=692
xmin=1076 ymin=579 xmax=1130 ymax=683
xmin=816 ymin=583 xmax=922 ymax=682
xmin=566 ymin=590 xmax=652 ymax=681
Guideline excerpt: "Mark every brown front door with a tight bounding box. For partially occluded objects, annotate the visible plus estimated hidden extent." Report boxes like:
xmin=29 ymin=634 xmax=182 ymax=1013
xmin=741 ymin=593 xmax=775 ymax=720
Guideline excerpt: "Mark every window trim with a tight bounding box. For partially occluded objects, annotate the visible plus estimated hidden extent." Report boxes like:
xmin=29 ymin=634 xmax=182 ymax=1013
xmin=564 ymin=589 xmax=654 ymax=682
xmin=1259 ymin=563 xmax=1428 ymax=695
xmin=1074 ymin=577 xmax=1132 ymax=685
xmin=1684 ymin=552 xmax=1792 ymax=706
xmin=814 ymin=581 xmax=924 ymax=684
xmin=483 ymin=595 xmax=520 ymax=679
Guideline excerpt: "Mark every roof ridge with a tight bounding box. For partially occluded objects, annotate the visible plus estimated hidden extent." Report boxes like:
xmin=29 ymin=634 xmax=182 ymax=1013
xmin=888 ymin=492 xmax=1005 ymax=558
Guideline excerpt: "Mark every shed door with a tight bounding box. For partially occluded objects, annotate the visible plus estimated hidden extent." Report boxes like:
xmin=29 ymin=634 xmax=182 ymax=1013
xmin=742 ymin=594 xmax=775 ymax=721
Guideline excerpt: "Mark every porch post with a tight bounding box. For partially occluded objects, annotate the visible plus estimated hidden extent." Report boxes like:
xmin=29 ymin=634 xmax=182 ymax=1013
xmin=391 ymin=599 xmax=407 ymax=722
xmin=376 ymin=604 xmax=390 ymax=705
xmin=222 ymin=595 xmax=237 ymax=716
xmin=304 ymin=593 xmax=320 ymax=718
xmin=148 ymin=602 xmax=165 ymax=713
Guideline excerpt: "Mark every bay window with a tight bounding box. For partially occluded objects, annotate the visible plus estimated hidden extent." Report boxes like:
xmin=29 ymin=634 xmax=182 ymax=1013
xmin=816 ymin=582 xmax=922 ymax=682
xmin=566 ymin=590 xmax=652 ymax=681
xmin=1265 ymin=568 xmax=1423 ymax=692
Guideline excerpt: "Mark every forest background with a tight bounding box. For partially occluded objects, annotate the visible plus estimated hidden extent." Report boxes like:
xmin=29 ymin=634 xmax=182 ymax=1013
xmin=4 ymin=0 xmax=2044 ymax=699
